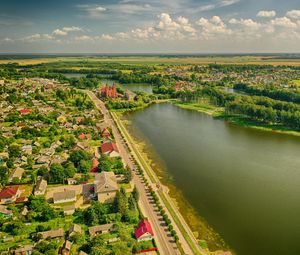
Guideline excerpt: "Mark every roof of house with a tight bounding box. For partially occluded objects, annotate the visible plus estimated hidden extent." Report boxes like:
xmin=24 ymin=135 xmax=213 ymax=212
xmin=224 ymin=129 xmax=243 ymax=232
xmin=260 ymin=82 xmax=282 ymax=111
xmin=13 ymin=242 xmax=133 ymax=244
xmin=19 ymin=108 xmax=30 ymax=114
xmin=101 ymin=128 xmax=111 ymax=137
xmin=94 ymin=171 xmax=118 ymax=193
xmin=39 ymin=228 xmax=64 ymax=239
xmin=9 ymin=167 xmax=24 ymax=181
xmin=0 ymin=205 xmax=12 ymax=215
xmin=135 ymin=219 xmax=154 ymax=239
xmin=101 ymin=142 xmax=119 ymax=154
xmin=69 ymin=224 xmax=83 ymax=235
xmin=90 ymin=158 xmax=99 ymax=173
xmin=14 ymin=244 xmax=34 ymax=254
xmin=53 ymin=190 xmax=76 ymax=203
xmin=0 ymin=186 xmax=19 ymax=199
xmin=63 ymin=204 xmax=75 ymax=212
xmin=63 ymin=240 xmax=72 ymax=250
xmin=88 ymin=223 xmax=115 ymax=236
xmin=34 ymin=177 xmax=47 ymax=194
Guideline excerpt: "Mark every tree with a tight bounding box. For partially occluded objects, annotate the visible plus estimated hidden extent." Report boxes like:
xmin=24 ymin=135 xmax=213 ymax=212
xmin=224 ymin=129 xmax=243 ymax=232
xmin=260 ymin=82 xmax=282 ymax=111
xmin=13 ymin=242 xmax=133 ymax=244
xmin=28 ymin=196 xmax=57 ymax=221
xmin=49 ymin=163 xmax=65 ymax=183
xmin=8 ymin=145 xmax=21 ymax=158
xmin=65 ymin=162 xmax=76 ymax=178
xmin=115 ymin=189 xmax=128 ymax=219
xmin=132 ymin=186 xmax=139 ymax=202
xmin=124 ymin=167 xmax=132 ymax=183
xmin=37 ymin=166 xmax=48 ymax=176
xmin=0 ymin=166 xmax=8 ymax=185
xmin=69 ymin=150 xmax=92 ymax=167
xmin=78 ymin=160 xmax=92 ymax=173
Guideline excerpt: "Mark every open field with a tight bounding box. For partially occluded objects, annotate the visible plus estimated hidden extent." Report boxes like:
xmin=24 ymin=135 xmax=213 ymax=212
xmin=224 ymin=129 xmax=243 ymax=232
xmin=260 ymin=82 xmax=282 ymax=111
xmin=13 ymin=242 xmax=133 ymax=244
xmin=1 ymin=56 xmax=300 ymax=66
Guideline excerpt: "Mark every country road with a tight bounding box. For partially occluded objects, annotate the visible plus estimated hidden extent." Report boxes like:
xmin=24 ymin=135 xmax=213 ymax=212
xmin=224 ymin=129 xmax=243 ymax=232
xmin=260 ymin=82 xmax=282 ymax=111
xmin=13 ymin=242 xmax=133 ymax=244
xmin=86 ymin=90 xmax=180 ymax=255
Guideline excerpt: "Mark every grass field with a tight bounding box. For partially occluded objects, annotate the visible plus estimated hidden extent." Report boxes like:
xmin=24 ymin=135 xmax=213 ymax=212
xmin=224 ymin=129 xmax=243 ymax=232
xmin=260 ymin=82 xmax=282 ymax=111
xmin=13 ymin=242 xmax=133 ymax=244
xmin=1 ymin=56 xmax=300 ymax=66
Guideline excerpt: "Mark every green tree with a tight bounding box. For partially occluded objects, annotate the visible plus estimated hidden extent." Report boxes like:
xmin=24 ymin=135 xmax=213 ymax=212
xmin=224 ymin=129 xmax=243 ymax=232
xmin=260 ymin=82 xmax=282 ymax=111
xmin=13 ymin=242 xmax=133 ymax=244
xmin=8 ymin=145 xmax=21 ymax=158
xmin=78 ymin=160 xmax=92 ymax=173
xmin=65 ymin=162 xmax=76 ymax=178
xmin=50 ymin=163 xmax=65 ymax=183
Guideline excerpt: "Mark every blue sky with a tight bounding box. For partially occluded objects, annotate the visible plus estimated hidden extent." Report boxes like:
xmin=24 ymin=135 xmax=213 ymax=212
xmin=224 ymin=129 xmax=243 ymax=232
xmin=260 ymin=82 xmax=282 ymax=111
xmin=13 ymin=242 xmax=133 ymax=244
xmin=0 ymin=0 xmax=300 ymax=53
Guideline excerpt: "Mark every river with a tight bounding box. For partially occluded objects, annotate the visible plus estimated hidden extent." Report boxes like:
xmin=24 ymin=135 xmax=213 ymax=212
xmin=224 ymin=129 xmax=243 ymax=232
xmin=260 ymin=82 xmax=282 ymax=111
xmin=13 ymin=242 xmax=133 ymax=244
xmin=123 ymin=103 xmax=300 ymax=255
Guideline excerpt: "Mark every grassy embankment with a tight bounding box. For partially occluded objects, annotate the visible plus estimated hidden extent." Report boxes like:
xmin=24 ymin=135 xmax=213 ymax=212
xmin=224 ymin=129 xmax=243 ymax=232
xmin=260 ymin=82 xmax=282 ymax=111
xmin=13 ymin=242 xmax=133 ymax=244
xmin=174 ymin=100 xmax=300 ymax=137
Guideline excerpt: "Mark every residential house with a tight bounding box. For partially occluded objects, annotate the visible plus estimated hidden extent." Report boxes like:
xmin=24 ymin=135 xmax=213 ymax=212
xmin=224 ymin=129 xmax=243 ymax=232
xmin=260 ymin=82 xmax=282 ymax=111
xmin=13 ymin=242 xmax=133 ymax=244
xmin=38 ymin=228 xmax=64 ymax=239
xmin=0 ymin=186 xmax=21 ymax=204
xmin=101 ymin=128 xmax=111 ymax=138
xmin=67 ymin=178 xmax=77 ymax=185
xmin=22 ymin=145 xmax=32 ymax=155
xmin=0 ymin=205 xmax=13 ymax=217
xmin=134 ymin=219 xmax=154 ymax=242
xmin=88 ymin=223 xmax=116 ymax=236
xmin=9 ymin=167 xmax=25 ymax=182
xmin=101 ymin=142 xmax=120 ymax=157
xmin=20 ymin=206 xmax=29 ymax=217
xmin=90 ymin=158 xmax=99 ymax=173
xmin=60 ymin=240 xmax=72 ymax=255
xmin=75 ymin=141 xmax=90 ymax=151
xmin=14 ymin=244 xmax=33 ymax=255
xmin=94 ymin=172 xmax=118 ymax=203
xmin=34 ymin=177 xmax=47 ymax=196
xmin=53 ymin=190 xmax=76 ymax=204
xmin=63 ymin=204 xmax=75 ymax=215
xmin=68 ymin=224 xmax=83 ymax=237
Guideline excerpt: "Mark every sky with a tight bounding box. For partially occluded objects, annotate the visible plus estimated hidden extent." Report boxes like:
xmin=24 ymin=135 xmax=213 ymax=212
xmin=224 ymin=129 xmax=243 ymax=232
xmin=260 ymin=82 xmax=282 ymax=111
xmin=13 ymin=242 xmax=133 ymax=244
xmin=0 ymin=0 xmax=300 ymax=53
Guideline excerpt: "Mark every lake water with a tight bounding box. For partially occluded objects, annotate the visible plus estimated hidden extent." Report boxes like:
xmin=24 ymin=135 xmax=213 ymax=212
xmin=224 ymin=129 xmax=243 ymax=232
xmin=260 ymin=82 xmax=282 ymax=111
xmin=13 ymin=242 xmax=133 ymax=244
xmin=124 ymin=103 xmax=300 ymax=255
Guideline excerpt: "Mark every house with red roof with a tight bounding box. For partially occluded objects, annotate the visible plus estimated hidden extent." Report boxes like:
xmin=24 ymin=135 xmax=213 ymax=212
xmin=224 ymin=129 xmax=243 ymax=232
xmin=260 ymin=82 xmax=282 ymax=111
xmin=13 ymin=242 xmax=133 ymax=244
xmin=19 ymin=108 xmax=30 ymax=114
xmin=134 ymin=219 xmax=154 ymax=242
xmin=0 ymin=186 xmax=21 ymax=204
xmin=101 ymin=128 xmax=111 ymax=138
xmin=101 ymin=142 xmax=120 ymax=157
xmin=78 ymin=133 xmax=92 ymax=140
xmin=90 ymin=158 xmax=99 ymax=173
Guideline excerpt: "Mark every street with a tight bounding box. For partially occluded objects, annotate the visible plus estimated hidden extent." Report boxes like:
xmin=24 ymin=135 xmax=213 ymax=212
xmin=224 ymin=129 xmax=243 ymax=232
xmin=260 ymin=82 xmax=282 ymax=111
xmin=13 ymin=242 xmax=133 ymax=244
xmin=86 ymin=91 xmax=180 ymax=255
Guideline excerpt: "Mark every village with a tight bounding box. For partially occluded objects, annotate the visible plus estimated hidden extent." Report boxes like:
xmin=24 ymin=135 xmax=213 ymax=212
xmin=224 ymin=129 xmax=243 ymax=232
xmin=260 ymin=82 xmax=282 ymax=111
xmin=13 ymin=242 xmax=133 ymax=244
xmin=0 ymin=78 xmax=157 ymax=255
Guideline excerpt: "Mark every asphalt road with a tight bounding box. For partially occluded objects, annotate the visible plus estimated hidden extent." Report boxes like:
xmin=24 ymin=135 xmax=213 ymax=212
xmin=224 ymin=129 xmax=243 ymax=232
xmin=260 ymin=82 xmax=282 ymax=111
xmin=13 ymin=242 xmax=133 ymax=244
xmin=86 ymin=91 xmax=179 ymax=255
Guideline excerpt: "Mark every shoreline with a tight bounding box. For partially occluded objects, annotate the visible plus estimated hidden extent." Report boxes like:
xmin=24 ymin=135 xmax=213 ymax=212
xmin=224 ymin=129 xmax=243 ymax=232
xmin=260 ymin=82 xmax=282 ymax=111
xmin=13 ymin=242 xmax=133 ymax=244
xmin=174 ymin=100 xmax=300 ymax=137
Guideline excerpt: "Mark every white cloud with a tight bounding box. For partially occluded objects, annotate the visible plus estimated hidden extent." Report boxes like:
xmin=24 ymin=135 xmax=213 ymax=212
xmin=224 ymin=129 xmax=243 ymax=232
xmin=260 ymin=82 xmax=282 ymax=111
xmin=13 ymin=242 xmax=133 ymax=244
xmin=78 ymin=3 xmax=152 ymax=18
xmin=2 ymin=37 xmax=14 ymax=43
xmin=196 ymin=16 xmax=232 ymax=37
xmin=229 ymin=18 xmax=261 ymax=30
xmin=220 ymin=0 xmax=240 ymax=7
xmin=22 ymin=33 xmax=54 ymax=42
xmin=62 ymin=26 xmax=82 ymax=32
xmin=286 ymin=10 xmax=300 ymax=19
xmin=53 ymin=26 xmax=83 ymax=36
xmin=271 ymin=17 xmax=297 ymax=28
xmin=101 ymin=34 xmax=115 ymax=40
xmin=257 ymin=10 xmax=276 ymax=18
xmin=75 ymin=35 xmax=94 ymax=42
xmin=53 ymin=29 xmax=67 ymax=36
